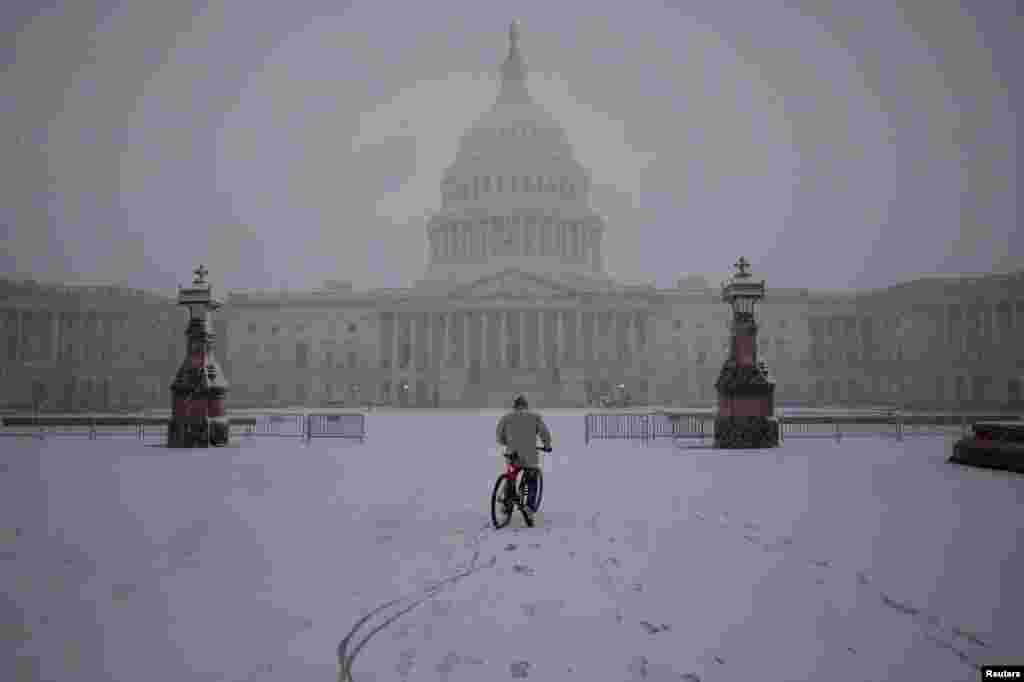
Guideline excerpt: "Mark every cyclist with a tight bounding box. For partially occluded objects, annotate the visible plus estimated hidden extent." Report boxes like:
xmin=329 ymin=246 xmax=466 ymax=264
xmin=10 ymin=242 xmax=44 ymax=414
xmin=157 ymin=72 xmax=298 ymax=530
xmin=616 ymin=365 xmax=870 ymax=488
xmin=496 ymin=395 xmax=552 ymax=512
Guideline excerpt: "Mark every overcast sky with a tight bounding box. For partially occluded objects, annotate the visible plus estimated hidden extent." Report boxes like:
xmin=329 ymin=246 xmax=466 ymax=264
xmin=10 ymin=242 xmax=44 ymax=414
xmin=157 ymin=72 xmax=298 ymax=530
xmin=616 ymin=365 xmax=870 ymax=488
xmin=2 ymin=0 xmax=1020 ymax=294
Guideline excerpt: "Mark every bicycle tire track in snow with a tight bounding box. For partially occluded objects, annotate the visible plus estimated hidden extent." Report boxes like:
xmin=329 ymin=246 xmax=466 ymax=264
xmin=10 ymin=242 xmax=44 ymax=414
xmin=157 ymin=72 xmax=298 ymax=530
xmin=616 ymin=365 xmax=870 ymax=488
xmin=336 ymin=522 xmax=497 ymax=682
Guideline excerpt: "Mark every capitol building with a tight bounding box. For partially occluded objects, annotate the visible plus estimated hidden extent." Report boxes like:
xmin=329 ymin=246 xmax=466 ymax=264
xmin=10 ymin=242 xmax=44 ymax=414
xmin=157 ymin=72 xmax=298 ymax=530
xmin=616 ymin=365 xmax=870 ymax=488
xmin=2 ymin=23 xmax=1023 ymax=412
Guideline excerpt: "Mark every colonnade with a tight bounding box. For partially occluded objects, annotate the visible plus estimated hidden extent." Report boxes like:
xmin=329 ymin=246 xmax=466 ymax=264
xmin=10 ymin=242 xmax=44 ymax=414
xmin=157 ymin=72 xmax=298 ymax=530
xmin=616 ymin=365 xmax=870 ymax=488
xmin=377 ymin=308 xmax=648 ymax=372
xmin=429 ymin=218 xmax=596 ymax=263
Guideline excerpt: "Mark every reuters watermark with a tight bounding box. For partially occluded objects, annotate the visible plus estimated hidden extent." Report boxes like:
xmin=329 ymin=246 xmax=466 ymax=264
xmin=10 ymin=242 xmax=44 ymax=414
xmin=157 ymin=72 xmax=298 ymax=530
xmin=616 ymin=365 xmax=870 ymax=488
xmin=982 ymin=666 xmax=1024 ymax=680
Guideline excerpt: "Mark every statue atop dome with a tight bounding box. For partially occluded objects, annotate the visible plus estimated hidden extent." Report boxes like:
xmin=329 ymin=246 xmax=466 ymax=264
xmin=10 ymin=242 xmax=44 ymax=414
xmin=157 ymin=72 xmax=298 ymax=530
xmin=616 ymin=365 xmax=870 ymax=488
xmin=498 ymin=19 xmax=530 ymax=104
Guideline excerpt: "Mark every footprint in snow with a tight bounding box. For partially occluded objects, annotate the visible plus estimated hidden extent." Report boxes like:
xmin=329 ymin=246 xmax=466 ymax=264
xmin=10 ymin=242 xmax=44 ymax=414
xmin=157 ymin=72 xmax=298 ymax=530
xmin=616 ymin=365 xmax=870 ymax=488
xmin=809 ymin=559 xmax=832 ymax=568
xmin=512 ymin=564 xmax=534 ymax=576
xmin=880 ymin=594 xmax=920 ymax=616
xmin=505 ymin=544 xmax=518 ymax=551
xmin=628 ymin=655 xmax=649 ymax=679
xmin=396 ymin=648 xmax=416 ymax=677
xmin=435 ymin=651 xmax=460 ymax=674
xmin=952 ymin=626 xmax=989 ymax=648
xmin=510 ymin=660 xmax=531 ymax=678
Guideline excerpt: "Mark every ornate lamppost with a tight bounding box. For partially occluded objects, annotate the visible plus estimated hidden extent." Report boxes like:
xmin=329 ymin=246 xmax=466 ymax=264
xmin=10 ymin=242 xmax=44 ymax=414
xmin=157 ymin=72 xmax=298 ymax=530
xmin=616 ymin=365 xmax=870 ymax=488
xmin=713 ymin=257 xmax=779 ymax=448
xmin=167 ymin=265 xmax=230 ymax=447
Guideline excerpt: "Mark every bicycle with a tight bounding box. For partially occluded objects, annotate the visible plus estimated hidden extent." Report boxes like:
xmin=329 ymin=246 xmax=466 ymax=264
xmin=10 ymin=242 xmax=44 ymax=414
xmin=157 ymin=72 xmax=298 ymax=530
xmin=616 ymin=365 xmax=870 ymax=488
xmin=490 ymin=445 xmax=551 ymax=529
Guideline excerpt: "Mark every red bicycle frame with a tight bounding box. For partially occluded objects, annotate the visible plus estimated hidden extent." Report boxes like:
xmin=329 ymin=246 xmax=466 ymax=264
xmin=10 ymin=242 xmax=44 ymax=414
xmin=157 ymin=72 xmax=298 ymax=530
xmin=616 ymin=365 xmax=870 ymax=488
xmin=503 ymin=454 xmax=523 ymax=484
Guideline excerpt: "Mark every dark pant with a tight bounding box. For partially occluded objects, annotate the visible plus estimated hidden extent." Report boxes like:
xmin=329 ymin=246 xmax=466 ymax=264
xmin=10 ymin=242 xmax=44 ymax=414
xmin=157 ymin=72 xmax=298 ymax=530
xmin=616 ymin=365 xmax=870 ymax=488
xmin=520 ymin=467 xmax=540 ymax=510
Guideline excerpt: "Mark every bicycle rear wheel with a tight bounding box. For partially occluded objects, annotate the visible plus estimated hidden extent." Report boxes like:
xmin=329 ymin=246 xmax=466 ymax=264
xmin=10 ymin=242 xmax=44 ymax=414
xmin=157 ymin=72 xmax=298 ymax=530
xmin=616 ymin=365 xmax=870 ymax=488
xmin=532 ymin=469 xmax=544 ymax=512
xmin=518 ymin=469 xmax=544 ymax=513
xmin=491 ymin=476 xmax=514 ymax=529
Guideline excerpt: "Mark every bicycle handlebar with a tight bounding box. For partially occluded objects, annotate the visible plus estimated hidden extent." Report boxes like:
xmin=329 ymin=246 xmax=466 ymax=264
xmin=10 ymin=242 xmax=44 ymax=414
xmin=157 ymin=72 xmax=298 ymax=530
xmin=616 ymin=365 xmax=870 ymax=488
xmin=502 ymin=445 xmax=553 ymax=456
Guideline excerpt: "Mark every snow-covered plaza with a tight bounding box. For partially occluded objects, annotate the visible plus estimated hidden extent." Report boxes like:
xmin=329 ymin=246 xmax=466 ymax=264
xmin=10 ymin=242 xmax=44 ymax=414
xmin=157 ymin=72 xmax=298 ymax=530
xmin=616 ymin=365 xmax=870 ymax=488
xmin=2 ymin=412 xmax=1022 ymax=681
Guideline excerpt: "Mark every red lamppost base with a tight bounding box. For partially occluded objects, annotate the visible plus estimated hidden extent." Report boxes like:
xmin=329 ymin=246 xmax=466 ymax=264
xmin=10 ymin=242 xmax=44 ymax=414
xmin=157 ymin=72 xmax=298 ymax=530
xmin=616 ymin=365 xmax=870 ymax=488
xmin=166 ymin=265 xmax=231 ymax=448
xmin=713 ymin=416 xmax=780 ymax=448
xmin=713 ymin=257 xmax=779 ymax=449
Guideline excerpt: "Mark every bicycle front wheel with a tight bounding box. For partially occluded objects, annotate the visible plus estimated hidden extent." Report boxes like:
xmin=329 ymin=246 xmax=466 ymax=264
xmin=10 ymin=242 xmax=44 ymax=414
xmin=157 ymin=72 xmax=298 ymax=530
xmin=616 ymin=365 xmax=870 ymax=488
xmin=491 ymin=476 xmax=513 ymax=529
xmin=532 ymin=469 xmax=544 ymax=512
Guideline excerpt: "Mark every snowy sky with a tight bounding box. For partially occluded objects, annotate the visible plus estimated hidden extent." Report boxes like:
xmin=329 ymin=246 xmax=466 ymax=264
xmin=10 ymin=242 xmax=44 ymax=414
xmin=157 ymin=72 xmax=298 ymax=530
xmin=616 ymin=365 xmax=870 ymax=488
xmin=2 ymin=0 xmax=1020 ymax=294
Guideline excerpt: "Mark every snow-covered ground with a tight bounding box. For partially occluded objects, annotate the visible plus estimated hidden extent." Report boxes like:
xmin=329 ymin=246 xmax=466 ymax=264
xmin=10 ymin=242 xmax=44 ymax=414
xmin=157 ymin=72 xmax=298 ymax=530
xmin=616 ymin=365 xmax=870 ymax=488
xmin=2 ymin=413 xmax=1022 ymax=681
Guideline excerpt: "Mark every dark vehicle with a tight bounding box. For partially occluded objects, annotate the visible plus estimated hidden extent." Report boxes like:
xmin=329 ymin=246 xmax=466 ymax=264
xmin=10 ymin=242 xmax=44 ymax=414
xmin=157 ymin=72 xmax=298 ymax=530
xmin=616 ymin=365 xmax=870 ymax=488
xmin=949 ymin=421 xmax=1024 ymax=474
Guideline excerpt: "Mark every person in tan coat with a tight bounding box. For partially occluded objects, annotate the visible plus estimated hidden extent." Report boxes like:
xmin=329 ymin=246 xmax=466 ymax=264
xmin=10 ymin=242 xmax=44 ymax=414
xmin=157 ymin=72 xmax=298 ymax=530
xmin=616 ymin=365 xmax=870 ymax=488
xmin=496 ymin=395 xmax=552 ymax=511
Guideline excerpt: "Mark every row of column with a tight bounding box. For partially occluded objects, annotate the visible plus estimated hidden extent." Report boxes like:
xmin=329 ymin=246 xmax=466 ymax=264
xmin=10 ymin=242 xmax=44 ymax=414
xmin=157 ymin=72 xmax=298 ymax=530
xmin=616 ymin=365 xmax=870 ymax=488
xmin=813 ymin=373 xmax=1020 ymax=405
xmin=378 ymin=309 xmax=648 ymax=372
xmin=810 ymin=299 xmax=1022 ymax=365
xmin=430 ymin=218 xmax=593 ymax=262
xmin=4 ymin=308 xmax=181 ymax=365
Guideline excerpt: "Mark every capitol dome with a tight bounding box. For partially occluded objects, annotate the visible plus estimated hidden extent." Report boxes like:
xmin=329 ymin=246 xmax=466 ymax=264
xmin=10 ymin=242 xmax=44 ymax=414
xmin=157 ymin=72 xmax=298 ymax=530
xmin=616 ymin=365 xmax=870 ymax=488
xmin=420 ymin=21 xmax=609 ymax=289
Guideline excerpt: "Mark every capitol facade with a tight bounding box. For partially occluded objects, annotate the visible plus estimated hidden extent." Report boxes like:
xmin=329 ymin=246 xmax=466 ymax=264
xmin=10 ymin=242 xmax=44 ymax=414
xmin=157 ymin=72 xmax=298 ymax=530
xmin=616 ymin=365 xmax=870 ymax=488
xmin=2 ymin=23 xmax=1022 ymax=411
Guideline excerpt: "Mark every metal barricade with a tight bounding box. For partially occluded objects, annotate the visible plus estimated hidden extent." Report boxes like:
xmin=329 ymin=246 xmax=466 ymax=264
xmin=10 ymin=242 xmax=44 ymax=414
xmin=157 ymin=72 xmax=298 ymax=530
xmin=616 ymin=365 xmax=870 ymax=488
xmin=305 ymin=413 xmax=366 ymax=441
xmin=248 ymin=414 xmax=306 ymax=438
xmin=584 ymin=412 xmax=709 ymax=444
